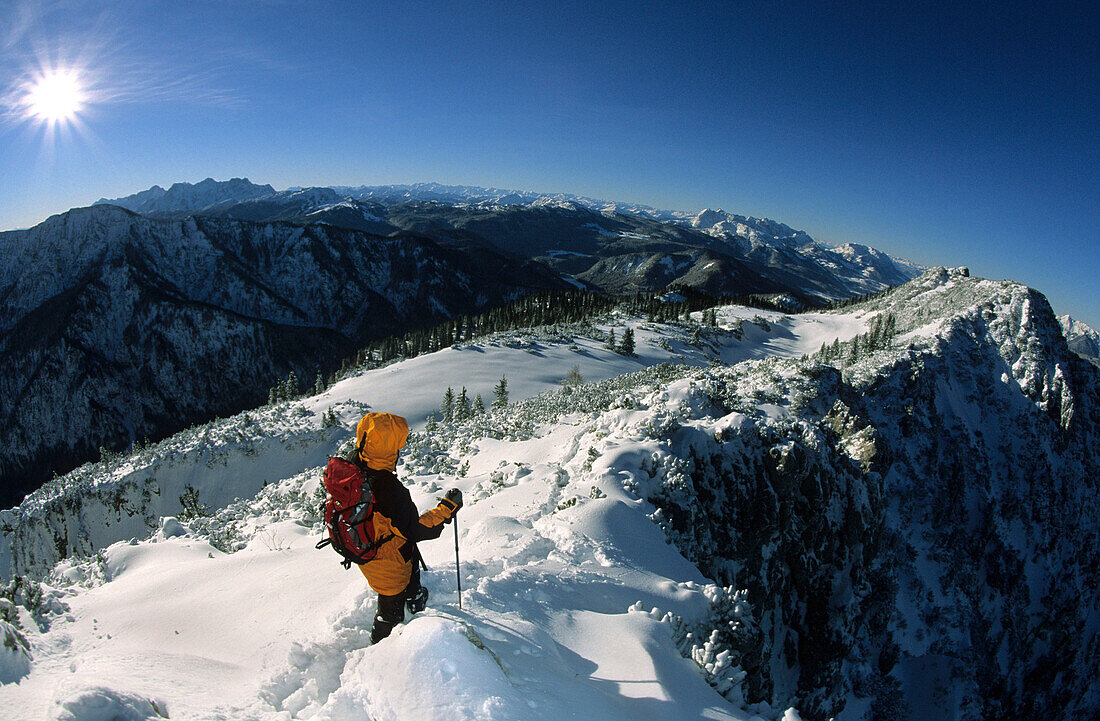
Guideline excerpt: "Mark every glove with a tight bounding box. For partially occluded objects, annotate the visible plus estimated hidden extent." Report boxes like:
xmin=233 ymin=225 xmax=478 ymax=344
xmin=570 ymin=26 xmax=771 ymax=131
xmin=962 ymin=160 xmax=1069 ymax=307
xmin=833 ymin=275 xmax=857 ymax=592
xmin=439 ymin=488 xmax=463 ymax=517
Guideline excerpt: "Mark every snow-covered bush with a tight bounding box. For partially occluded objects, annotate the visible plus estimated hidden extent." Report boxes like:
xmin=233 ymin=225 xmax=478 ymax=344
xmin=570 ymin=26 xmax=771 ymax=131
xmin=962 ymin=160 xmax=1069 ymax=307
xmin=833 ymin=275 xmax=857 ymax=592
xmin=631 ymin=585 xmax=760 ymax=708
xmin=0 ymin=616 xmax=31 ymax=684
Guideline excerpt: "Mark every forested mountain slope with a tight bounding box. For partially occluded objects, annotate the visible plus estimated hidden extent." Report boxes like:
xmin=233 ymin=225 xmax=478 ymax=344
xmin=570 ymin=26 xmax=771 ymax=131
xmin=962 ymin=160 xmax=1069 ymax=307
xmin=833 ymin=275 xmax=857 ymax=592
xmin=0 ymin=205 xmax=561 ymax=506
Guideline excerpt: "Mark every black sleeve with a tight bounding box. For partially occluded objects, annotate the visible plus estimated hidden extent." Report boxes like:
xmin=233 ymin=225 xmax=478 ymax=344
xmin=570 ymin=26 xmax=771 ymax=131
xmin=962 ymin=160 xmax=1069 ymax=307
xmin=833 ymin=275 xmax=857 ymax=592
xmin=372 ymin=472 xmax=445 ymax=543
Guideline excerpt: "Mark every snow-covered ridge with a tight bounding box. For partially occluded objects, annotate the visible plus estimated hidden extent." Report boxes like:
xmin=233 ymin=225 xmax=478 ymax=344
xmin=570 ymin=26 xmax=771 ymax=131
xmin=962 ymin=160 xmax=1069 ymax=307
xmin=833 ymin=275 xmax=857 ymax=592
xmin=95 ymin=179 xmax=924 ymax=287
xmin=1 ymin=308 xmax=860 ymax=579
xmin=94 ymin=177 xmax=275 ymax=216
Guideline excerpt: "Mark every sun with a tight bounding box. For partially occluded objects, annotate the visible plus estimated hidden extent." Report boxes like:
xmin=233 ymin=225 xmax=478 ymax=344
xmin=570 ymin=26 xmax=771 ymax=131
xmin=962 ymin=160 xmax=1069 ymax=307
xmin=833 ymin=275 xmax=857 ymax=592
xmin=25 ymin=69 xmax=84 ymax=124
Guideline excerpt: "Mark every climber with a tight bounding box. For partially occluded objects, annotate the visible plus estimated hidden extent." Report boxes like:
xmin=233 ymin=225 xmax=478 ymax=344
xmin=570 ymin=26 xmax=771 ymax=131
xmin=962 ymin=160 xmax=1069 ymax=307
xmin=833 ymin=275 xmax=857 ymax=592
xmin=346 ymin=411 xmax=462 ymax=643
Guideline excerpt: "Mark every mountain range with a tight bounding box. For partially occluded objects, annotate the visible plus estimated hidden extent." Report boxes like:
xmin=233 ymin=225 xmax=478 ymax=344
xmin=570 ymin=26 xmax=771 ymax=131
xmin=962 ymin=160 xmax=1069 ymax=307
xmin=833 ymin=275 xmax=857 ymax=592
xmin=0 ymin=200 xmax=563 ymax=507
xmin=96 ymin=178 xmax=923 ymax=299
xmin=1 ymin=178 xmax=1097 ymax=718
xmin=0 ymin=178 xmax=933 ymax=507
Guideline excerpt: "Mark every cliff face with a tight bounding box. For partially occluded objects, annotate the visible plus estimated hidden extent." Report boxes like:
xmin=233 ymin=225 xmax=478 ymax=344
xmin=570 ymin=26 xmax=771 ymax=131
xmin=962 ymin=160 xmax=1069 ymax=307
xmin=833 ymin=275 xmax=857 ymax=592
xmin=637 ymin=269 xmax=1099 ymax=719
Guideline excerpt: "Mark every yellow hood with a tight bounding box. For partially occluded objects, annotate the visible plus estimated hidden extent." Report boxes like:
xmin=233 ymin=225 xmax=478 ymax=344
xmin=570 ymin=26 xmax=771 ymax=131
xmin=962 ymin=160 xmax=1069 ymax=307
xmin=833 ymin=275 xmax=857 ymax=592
xmin=355 ymin=412 xmax=408 ymax=471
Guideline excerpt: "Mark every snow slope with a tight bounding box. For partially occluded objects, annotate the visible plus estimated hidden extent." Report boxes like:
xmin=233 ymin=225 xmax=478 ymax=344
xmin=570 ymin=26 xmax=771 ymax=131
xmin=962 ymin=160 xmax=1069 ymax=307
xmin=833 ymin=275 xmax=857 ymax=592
xmin=2 ymin=310 xmax=867 ymax=579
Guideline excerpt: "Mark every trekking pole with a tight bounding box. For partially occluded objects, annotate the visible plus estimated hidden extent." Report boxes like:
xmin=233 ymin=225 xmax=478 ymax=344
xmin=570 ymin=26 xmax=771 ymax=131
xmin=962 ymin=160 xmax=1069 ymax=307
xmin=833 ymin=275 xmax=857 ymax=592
xmin=454 ymin=514 xmax=462 ymax=610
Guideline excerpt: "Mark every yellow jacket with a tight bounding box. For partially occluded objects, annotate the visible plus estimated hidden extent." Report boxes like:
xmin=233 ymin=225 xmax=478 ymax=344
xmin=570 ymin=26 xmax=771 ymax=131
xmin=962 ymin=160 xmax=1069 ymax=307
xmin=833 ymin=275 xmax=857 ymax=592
xmin=351 ymin=413 xmax=456 ymax=595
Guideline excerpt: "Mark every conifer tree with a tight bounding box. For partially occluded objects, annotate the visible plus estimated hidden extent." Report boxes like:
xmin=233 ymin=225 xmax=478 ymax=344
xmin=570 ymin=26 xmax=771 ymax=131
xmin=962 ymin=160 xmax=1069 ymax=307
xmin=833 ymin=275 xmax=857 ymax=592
xmin=605 ymin=327 xmax=616 ymax=350
xmin=562 ymin=364 xmax=584 ymax=388
xmin=178 ymin=484 xmax=210 ymax=521
xmin=441 ymin=387 xmax=455 ymax=422
xmin=473 ymin=394 xmax=486 ymax=415
xmin=314 ymin=372 xmax=325 ymax=396
xmin=847 ymin=337 xmax=860 ymax=365
xmin=618 ymin=327 xmax=635 ymax=356
xmin=286 ymin=371 xmax=300 ymax=399
xmin=493 ymin=375 xmax=509 ymax=409
xmin=883 ymin=313 xmax=896 ymax=346
xmin=457 ymin=386 xmax=471 ymax=420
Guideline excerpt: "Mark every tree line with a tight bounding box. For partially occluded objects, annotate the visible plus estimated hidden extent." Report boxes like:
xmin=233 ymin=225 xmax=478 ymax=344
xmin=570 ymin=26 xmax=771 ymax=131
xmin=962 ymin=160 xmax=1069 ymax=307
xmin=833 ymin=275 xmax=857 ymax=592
xmin=267 ymin=286 xmax=822 ymax=405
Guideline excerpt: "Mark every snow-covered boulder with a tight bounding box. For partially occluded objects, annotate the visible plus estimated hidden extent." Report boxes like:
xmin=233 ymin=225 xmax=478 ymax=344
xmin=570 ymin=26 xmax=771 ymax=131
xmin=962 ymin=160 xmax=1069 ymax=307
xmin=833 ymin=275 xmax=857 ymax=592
xmin=49 ymin=685 xmax=168 ymax=721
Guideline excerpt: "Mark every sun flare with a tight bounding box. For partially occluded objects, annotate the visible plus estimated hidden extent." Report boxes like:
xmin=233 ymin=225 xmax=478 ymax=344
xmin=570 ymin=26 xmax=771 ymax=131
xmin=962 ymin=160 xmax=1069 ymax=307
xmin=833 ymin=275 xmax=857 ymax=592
xmin=26 ymin=69 xmax=84 ymax=123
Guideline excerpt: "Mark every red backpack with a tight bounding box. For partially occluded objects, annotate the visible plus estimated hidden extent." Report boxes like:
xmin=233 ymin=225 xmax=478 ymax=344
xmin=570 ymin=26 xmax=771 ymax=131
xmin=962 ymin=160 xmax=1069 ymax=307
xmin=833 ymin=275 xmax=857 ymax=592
xmin=315 ymin=456 xmax=393 ymax=569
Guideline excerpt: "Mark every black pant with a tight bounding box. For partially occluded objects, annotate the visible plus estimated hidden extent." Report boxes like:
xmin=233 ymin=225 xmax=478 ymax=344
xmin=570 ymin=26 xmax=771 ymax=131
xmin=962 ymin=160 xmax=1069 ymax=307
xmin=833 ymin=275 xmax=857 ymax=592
xmin=371 ymin=565 xmax=422 ymax=644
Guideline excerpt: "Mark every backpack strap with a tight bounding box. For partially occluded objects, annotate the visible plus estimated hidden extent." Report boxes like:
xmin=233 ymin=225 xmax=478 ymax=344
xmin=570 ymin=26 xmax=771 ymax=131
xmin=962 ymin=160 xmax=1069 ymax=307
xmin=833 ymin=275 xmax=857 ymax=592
xmin=355 ymin=430 xmax=368 ymax=463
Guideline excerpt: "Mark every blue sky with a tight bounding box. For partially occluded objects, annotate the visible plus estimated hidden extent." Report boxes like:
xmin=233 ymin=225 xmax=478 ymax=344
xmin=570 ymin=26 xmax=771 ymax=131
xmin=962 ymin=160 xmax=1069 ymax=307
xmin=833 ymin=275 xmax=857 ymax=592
xmin=1 ymin=0 xmax=1097 ymax=326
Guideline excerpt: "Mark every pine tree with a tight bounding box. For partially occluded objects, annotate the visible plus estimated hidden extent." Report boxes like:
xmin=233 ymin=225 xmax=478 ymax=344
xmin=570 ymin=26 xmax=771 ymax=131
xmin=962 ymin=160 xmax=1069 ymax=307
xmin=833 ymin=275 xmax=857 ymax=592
xmin=178 ymin=484 xmax=210 ymax=521
xmin=473 ymin=394 xmax=486 ymax=415
xmin=425 ymin=413 xmax=438 ymax=432
xmin=883 ymin=313 xmax=896 ymax=346
xmin=457 ymin=386 xmax=471 ymax=420
xmin=286 ymin=371 xmax=300 ymax=399
xmin=605 ymin=327 xmax=616 ymax=350
xmin=493 ymin=375 xmax=509 ymax=409
xmin=314 ymin=372 xmax=325 ymax=396
xmin=618 ymin=327 xmax=635 ymax=356
xmin=441 ymin=387 xmax=455 ymax=423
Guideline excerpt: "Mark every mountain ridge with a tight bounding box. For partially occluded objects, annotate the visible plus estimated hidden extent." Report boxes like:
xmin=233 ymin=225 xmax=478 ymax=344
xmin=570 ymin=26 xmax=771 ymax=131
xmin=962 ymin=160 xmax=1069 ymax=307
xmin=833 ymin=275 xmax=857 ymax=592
xmin=1060 ymin=314 xmax=1100 ymax=366
xmin=95 ymin=178 xmax=924 ymax=289
xmin=95 ymin=178 xmax=924 ymax=302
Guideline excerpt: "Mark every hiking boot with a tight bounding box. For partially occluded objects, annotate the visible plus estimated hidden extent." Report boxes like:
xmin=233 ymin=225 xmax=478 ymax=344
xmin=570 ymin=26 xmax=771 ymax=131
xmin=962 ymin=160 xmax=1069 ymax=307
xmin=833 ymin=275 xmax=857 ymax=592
xmin=407 ymin=585 xmax=428 ymax=614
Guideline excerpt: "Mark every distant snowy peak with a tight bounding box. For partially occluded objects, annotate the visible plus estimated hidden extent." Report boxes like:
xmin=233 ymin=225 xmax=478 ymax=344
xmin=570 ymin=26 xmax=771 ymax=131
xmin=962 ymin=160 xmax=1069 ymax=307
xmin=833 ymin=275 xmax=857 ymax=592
xmin=96 ymin=177 xmax=276 ymax=215
xmin=1060 ymin=315 xmax=1100 ymax=365
xmin=1060 ymin=314 xmax=1098 ymax=339
xmin=690 ymin=208 xmax=813 ymax=251
xmin=333 ymin=182 xmax=658 ymax=216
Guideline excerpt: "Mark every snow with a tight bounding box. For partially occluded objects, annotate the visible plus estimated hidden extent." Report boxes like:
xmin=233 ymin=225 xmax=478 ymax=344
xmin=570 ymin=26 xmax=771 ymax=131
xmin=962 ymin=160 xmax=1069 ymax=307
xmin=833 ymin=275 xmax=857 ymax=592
xmin=6 ymin=307 xmax=814 ymax=721
xmin=304 ymin=332 xmax=669 ymax=431
xmin=698 ymin=306 xmax=868 ymax=364
xmin=7 ymin=272 xmax=1092 ymax=720
xmin=49 ymin=685 xmax=168 ymax=721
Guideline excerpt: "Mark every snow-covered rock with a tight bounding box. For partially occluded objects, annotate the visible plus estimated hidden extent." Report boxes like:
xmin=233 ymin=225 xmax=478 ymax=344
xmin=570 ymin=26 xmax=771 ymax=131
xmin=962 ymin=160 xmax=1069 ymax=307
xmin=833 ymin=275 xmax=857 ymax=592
xmin=1060 ymin=314 xmax=1100 ymax=366
xmin=49 ymin=685 xmax=168 ymax=721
